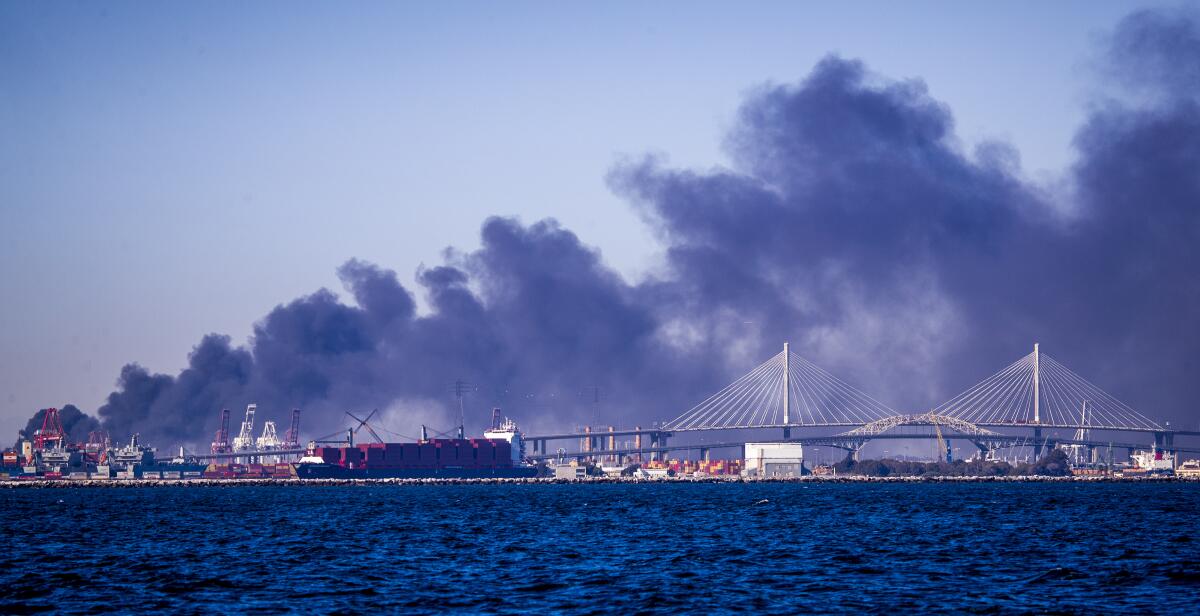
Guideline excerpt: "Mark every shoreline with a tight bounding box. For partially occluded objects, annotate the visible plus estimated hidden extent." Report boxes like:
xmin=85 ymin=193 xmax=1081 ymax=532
xmin=1 ymin=475 xmax=1194 ymax=488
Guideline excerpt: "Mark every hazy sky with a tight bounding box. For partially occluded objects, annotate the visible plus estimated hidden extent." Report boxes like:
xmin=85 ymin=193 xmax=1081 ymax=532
xmin=0 ymin=1 xmax=1166 ymax=437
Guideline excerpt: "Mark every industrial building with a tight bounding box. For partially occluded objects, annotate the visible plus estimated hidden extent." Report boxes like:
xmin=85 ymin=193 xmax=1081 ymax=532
xmin=744 ymin=442 xmax=805 ymax=478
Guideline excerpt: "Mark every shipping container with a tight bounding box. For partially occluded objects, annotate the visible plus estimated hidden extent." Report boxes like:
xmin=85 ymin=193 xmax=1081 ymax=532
xmin=401 ymin=443 xmax=420 ymax=467
xmin=418 ymin=442 xmax=438 ymax=468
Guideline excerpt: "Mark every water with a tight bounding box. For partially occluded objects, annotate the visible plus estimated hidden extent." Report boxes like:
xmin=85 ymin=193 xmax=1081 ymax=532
xmin=2 ymin=482 xmax=1198 ymax=614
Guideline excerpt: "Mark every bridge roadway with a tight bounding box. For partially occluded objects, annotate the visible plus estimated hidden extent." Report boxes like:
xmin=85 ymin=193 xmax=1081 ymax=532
xmin=159 ymin=426 xmax=1200 ymax=464
xmin=526 ymin=434 xmax=1200 ymax=462
xmin=524 ymin=422 xmax=1200 ymax=454
xmin=528 ymin=423 xmax=1192 ymax=440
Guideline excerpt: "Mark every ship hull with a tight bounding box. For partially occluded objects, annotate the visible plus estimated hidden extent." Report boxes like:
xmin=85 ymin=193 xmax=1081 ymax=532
xmin=296 ymin=463 xmax=538 ymax=480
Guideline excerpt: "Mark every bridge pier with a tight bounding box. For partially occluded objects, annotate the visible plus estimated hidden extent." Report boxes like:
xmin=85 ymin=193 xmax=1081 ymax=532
xmin=648 ymin=432 xmax=668 ymax=461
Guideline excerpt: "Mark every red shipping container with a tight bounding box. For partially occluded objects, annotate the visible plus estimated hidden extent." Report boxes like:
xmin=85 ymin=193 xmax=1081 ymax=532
xmin=401 ymin=443 xmax=420 ymax=468
xmin=418 ymin=442 xmax=438 ymax=468
xmin=468 ymin=441 xmax=485 ymax=469
xmin=493 ymin=441 xmax=513 ymax=468
xmin=437 ymin=441 xmax=458 ymax=467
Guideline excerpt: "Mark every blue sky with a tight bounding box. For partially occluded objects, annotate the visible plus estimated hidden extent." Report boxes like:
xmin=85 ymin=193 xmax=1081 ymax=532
xmin=0 ymin=1 xmax=1165 ymax=437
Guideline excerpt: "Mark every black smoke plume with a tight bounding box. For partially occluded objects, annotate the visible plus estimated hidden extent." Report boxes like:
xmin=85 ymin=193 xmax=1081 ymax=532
xmin=24 ymin=8 xmax=1200 ymax=446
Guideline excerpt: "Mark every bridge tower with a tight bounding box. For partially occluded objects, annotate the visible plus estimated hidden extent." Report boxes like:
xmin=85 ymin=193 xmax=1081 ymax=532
xmin=1032 ymin=343 xmax=1043 ymax=459
xmin=1033 ymin=343 xmax=1040 ymax=424
xmin=783 ymin=342 xmax=791 ymax=440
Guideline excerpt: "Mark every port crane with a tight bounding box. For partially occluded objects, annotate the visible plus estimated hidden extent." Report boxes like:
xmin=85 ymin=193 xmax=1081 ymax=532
xmin=284 ymin=409 xmax=302 ymax=449
xmin=211 ymin=409 xmax=232 ymax=455
xmin=33 ymin=407 xmax=66 ymax=451
xmin=347 ymin=410 xmax=385 ymax=444
xmin=231 ymin=404 xmax=257 ymax=453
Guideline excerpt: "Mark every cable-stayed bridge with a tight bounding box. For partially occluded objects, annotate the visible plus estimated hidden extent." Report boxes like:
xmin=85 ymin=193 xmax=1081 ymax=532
xmin=662 ymin=343 xmax=895 ymax=432
xmin=525 ymin=343 xmax=1198 ymax=462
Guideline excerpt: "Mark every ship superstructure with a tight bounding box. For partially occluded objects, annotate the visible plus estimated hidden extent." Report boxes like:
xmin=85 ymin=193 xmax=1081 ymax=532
xmin=1129 ymin=445 xmax=1175 ymax=475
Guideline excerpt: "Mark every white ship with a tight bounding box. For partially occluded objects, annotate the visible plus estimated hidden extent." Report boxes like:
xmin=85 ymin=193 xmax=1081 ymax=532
xmin=1128 ymin=445 xmax=1174 ymax=475
xmin=1175 ymin=459 xmax=1200 ymax=478
xmin=483 ymin=416 xmax=527 ymax=465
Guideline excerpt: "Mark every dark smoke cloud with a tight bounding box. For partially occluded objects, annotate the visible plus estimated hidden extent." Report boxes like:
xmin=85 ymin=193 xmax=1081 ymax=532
xmin=612 ymin=10 xmax=1200 ymax=419
xmin=97 ymin=335 xmax=253 ymax=445
xmin=610 ymin=55 xmax=1048 ymax=406
xmin=1104 ymin=7 xmax=1200 ymax=102
xmin=67 ymin=217 xmax=717 ymax=447
xmin=25 ymin=8 xmax=1200 ymax=446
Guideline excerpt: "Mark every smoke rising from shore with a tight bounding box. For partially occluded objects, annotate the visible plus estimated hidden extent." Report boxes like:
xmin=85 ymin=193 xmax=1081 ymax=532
xmin=28 ymin=8 xmax=1200 ymax=446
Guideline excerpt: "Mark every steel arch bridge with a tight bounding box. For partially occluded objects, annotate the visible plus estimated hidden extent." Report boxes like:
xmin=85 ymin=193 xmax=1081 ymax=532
xmin=817 ymin=412 xmax=1023 ymax=456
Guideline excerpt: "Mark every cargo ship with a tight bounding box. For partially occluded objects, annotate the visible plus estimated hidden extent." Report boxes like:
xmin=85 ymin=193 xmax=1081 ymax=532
xmin=294 ymin=416 xmax=540 ymax=479
xmin=1123 ymin=445 xmax=1176 ymax=476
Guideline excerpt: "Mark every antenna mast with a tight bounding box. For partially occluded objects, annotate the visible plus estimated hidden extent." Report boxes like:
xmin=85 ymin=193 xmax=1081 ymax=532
xmin=581 ymin=385 xmax=604 ymax=428
xmin=451 ymin=380 xmax=473 ymax=438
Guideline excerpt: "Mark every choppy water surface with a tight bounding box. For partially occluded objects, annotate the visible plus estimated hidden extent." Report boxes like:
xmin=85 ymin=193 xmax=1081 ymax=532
xmin=2 ymin=482 xmax=1198 ymax=613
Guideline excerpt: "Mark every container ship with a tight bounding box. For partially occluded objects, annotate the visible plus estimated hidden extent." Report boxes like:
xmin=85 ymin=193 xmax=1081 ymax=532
xmin=294 ymin=416 xmax=540 ymax=479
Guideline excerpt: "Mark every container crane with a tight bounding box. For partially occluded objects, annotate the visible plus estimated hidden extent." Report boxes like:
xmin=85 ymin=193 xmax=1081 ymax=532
xmin=257 ymin=421 xmax=282 ymax=463
xmin=284 ymin=409 xmax=301 ymax=449
xmin=231 ymin=404 xmax=257 ymax=452
xmin=211 ymin=408 xmax=232 ymax=455
xmin=33 ymin=407 xmax=66 ymax=451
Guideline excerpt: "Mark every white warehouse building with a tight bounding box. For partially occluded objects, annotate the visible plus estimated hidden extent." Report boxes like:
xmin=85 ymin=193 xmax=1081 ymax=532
xmin=744 ymin=442 xmax=805 ymax=478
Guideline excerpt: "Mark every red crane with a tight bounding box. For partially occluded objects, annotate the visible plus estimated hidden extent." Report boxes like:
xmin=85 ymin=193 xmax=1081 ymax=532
xmin=211 ymin=409 xmax=231 ymax=455
xmin=284 ymin=409 xmax=301 ymax=448
xmin=33 ymin=408 xmax=65 ymax=450
xmin=85 ymin=430 xmax=110 ymax=464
